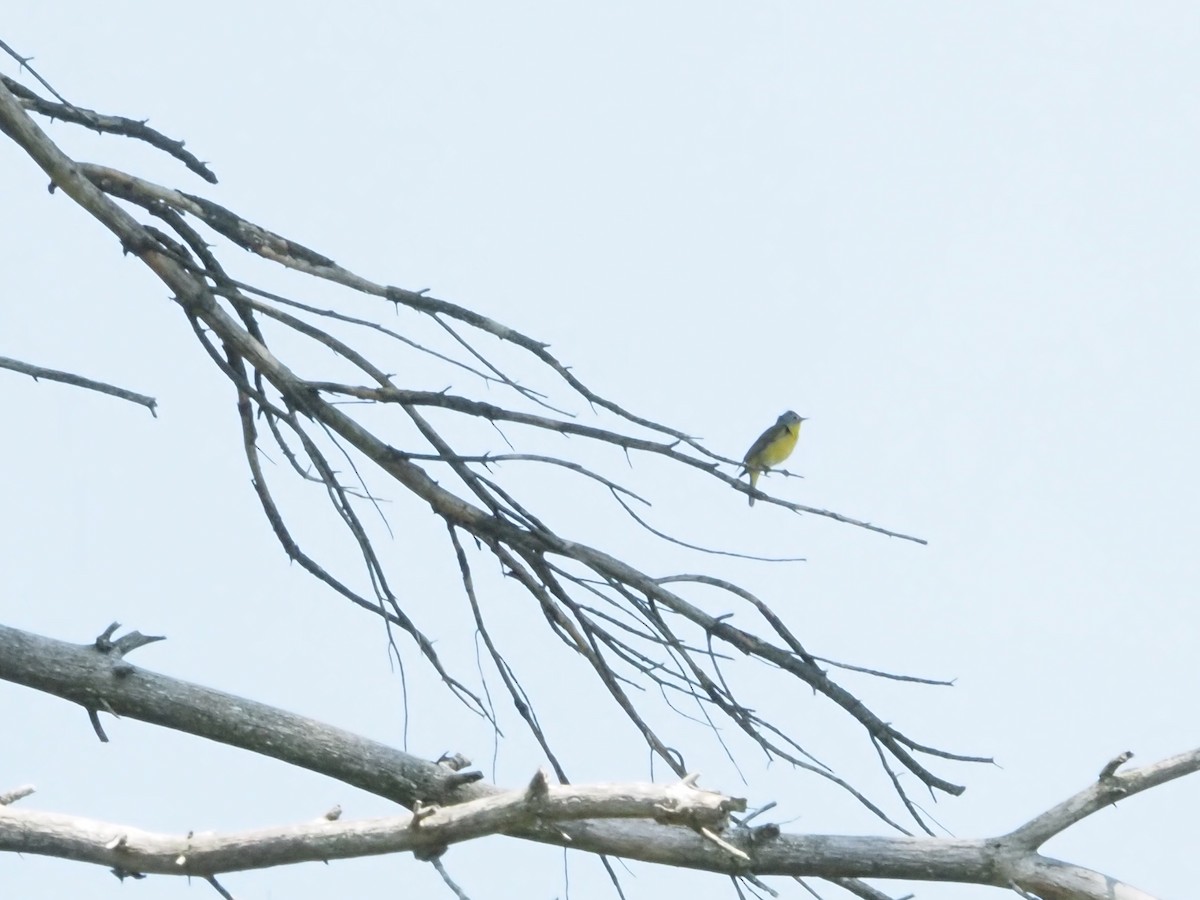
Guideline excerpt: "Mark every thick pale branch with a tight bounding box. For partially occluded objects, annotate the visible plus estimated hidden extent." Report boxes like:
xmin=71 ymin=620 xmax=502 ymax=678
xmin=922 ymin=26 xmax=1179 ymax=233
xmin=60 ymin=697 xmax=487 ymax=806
xmin=0 ymin=792 xmax=1166 ymax=898
xmin=1008 ymin=857 xmax=1159 ymax=900
xmin=0 ymin=623 xmax=484 ymax=808
xmin=0 ymin=621 xmax=1191 ymax=896
xmin=0 ymin=776 xmax=741 ymax=876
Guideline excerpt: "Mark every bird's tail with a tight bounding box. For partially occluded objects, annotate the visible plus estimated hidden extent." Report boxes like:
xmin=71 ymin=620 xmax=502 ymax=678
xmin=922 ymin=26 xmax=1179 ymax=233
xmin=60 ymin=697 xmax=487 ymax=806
xmin=747 ymin=468 xmax=759 ymax=507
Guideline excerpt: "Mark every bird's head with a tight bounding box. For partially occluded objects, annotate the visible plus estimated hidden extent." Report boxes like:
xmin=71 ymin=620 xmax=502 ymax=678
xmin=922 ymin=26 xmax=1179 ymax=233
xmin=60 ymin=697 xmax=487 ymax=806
xmin=778 ymin=410 xmax=807 ymax=426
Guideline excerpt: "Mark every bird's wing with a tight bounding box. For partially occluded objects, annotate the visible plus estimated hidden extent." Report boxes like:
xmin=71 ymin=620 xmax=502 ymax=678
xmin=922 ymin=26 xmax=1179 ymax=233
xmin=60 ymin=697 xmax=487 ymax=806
xmin=743 ymin=423 xmax=783 ymax=466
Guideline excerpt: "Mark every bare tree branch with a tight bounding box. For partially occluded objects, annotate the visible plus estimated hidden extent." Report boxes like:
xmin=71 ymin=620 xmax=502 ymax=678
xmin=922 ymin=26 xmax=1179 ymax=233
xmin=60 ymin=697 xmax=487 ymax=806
xmin=0 ymin=785 xmax=36 ymax=806
xmin=0 ymin=42 xmax=217 ymax=182
xmin=0 ymin=772 xmax=742 ymax=876
xmin=0 ymin=621 xmax=1190 ymax=898
xmin=1004 ymin=748 xmax=1200 ymax=850
xmin=0 ymin=355 xmax=158 ymax=414
xmin=0 ymin=65 xmax=966 ymax=834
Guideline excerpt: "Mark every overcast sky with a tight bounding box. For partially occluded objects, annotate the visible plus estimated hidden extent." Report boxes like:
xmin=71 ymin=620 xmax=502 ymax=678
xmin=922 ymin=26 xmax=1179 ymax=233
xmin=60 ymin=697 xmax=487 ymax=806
xmin=3 ymin=3 xmax=1199 ymax=899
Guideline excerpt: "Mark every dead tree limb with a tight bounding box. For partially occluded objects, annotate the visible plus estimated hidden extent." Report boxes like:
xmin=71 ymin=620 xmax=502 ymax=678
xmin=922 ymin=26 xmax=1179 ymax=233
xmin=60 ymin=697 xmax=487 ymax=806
xmin=0 ymin=621 xmax=1187 ymax=898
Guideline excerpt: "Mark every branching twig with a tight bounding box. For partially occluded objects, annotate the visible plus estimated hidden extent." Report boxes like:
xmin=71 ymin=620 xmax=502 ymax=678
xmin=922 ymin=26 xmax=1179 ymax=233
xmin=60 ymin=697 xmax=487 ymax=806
xmin=0 ymin=66 xmax=215 ymax=181
xmin=1 ymin=72 xmax=958 ymax=831
xmin=1004 ymin=747 xmax=1200 ymax=850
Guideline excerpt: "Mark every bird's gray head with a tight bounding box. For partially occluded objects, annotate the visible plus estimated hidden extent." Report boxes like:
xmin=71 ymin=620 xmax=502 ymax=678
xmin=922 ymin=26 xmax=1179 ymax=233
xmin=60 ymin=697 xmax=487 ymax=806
xmin=778 ymin=410 xmax=806 ymax=426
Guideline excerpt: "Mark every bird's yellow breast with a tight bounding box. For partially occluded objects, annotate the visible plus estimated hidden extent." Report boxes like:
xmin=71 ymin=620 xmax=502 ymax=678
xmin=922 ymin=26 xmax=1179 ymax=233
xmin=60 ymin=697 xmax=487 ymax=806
xmin=756 ymin=423 xmax=800 ymax=467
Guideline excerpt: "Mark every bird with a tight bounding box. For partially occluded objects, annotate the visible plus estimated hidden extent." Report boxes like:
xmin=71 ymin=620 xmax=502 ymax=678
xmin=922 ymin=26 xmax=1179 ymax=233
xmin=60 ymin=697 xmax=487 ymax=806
xmin=741 ymin=410 xmax=806 ymax=506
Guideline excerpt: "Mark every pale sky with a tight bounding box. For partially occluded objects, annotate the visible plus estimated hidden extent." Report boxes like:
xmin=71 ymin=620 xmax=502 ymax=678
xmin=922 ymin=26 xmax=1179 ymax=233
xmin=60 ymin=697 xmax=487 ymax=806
xmin=3 ymin=3 xmax=1199 ymax=899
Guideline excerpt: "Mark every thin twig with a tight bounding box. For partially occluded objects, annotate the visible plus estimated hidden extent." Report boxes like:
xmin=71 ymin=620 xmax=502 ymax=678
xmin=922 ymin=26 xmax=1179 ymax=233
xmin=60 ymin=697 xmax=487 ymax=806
xmin=0 ymin=355 xmax=157 ymax=414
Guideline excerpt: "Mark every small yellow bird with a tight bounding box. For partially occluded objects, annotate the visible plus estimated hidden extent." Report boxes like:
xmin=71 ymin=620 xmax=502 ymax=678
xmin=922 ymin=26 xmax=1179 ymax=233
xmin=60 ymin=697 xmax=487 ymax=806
xmin=741 ymin=410 xmax=806 ymax=506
